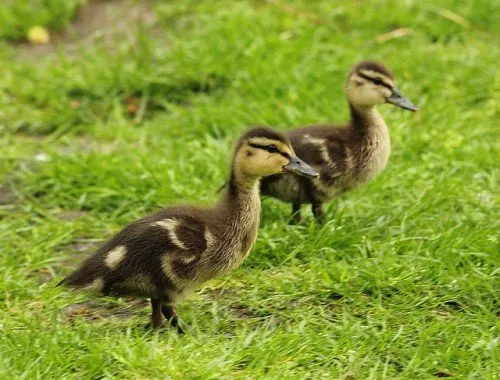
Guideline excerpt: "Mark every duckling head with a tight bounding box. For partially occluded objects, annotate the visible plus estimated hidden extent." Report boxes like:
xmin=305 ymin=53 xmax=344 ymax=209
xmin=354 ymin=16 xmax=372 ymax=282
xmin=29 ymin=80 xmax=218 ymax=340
xmin=234 ymin=127 xmax=318 ymax=180
xmin=346 ymin=61 xmax=418 ymax=111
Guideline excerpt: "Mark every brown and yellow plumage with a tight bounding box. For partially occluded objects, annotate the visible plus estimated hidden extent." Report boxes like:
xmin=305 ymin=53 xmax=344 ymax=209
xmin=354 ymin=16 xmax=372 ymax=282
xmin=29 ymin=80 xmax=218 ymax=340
xmin=261 ymin=61 xmax=418 ymax=221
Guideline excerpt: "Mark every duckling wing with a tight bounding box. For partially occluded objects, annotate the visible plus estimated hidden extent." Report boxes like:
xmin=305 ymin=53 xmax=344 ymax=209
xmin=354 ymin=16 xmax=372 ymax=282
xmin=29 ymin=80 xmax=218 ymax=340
xmin=289 ymin=126 xmax=347 ymax=165
xmin=289 ymin=126 xmax=351 ymax=184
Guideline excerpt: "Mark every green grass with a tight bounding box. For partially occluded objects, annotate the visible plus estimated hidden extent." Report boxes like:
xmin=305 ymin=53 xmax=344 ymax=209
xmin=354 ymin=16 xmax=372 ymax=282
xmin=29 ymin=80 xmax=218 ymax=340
xmin=0 ymin=0 xmax=84 ymax=41
xmin=1 ymin=0 xmax=499 ymax=378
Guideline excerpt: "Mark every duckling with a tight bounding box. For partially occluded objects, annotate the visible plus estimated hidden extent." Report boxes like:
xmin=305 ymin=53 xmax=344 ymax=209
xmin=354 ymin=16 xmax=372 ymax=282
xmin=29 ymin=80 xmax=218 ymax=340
xmin=261 ymin=61 xmax=418 ymax=221
xmin=58 ymin=127 xmax=318 ymax=332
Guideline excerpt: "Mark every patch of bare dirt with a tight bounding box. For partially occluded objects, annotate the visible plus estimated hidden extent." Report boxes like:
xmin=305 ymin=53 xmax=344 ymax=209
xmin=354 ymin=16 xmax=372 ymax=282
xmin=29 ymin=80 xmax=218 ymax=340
xmin=28 ymin=267 xmax=55 ymax=284
xmin=229 ymin=304 xmax=266 ymax=319
xmin=201 ymin=287 xmax=240 ymax=299
xmin=0 ymin=184 xmax=17 ymax=205
xmin=53 ymin=239 xmax=101 ymax=279
xmin=30 ymin=239 xmax=97 ymax=284
xmin=16 ymin=0 xmax=157 ymax=60
xmin=63 ymin=297 xmax=149 ymax=322
xmin=200 ymin=288 xmax=267 ymax=319
xmin=55 ymin=210 xmax=89 ymax=221
xmin=59 ymin=238 xmax=99 ymax=258
xmin=66 ymin=238 xmax=101 ymax=255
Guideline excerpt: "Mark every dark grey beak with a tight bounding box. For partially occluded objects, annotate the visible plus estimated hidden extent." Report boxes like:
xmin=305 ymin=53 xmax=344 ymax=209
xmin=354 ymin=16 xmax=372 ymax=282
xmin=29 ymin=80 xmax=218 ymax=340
xmin=283 ymin=156 xmax=319 ymax=178
xmin=387 ymin=88 xmax=418 ymax=112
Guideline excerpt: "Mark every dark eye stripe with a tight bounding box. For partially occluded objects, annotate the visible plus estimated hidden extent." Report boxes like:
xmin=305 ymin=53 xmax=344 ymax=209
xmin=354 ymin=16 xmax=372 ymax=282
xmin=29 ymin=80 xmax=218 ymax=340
xmin=248 ymin=142 xmax=289 ymax=158
xmin=248 ymin=142 xmax=271 ymax=151
xmin=248 ymin=142 xmax=274 ymax=152
xmin=357 ymin=72 xmax=393 ymax=90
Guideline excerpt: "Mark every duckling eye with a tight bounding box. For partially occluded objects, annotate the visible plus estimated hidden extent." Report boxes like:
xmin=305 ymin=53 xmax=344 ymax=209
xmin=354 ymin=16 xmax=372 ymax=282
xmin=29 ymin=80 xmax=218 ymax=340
xmin=372 ymin=77 xmax=383 ymax=85
xmin=265 ymin=144 xmax=279 ymax=153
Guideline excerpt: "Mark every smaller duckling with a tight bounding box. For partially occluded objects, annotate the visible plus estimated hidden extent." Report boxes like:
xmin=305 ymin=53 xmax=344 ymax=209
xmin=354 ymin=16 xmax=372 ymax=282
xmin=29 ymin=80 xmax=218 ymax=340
xmin=58 ymin=127 xmax=318 ymax=332
xmin=261 ymin=61 xmax=418 ymax=222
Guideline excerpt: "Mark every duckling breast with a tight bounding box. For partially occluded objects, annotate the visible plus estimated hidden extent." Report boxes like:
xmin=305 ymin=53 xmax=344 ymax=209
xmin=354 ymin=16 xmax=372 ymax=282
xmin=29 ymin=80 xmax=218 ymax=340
xmin=350 ymin=127 xmax=391 ymax=185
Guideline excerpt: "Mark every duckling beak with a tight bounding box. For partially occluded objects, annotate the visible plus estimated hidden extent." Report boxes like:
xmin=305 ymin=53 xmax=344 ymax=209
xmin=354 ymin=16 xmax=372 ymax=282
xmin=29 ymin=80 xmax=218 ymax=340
xmin=387 ymin=88 xmax=418 ymax=112
xmin=283 ymin=156 xmax=319 ymax=178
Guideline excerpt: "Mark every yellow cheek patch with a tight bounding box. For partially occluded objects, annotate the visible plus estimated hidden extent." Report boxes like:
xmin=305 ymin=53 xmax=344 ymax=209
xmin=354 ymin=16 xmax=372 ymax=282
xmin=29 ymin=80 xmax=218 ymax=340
xmin=279 ymin=156 xmax=289 ymax=167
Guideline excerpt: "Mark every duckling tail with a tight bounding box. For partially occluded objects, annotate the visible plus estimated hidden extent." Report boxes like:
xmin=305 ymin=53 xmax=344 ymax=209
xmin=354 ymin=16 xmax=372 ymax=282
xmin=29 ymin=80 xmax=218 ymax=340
xmin=57 ymin=258 xmax=106 ymax=292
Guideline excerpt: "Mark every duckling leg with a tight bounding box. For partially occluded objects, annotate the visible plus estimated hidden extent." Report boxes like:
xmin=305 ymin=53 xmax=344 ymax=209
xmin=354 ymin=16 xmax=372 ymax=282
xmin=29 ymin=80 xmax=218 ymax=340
xmin=290 ymin=203 xmax=303 ymax=224
xmin=312 ymin=202 xmax=324 ymax=222
xmin=161 ymin=304 xmax=184 ymax=334
xmin=150 ymin=298 xmax=164 ymax=328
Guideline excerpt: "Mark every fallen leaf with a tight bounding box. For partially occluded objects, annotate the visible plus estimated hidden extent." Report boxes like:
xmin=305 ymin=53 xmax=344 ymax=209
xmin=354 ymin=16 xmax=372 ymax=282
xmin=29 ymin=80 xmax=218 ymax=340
xmin=65 ymin=303 xmax=91 ymax=316
xmin=126 ymin=97 xmax=140 ymax=115
xmin=27 ymin=26 xmax=50 ymax=45
xmin=127 ymin=103 xmax=139 ymax=114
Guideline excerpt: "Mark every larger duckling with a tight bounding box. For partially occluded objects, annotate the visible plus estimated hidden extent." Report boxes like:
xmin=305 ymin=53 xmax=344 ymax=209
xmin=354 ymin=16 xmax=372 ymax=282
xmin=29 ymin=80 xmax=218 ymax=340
xmin=261 ymin=61 xmax=418 ymax=221
xmin=59 ymin=127 xmax=318 ymax=332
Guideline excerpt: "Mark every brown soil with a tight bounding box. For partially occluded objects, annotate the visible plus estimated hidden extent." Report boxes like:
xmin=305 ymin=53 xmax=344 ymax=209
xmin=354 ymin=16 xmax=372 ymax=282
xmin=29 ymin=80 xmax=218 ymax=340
xmin=63 ymin=298 xmax=149 ymax=322
xmin=0 ymin=184 xmax=17 ymax=205
xmin=16 ymin=0 xmax=157 ymax=60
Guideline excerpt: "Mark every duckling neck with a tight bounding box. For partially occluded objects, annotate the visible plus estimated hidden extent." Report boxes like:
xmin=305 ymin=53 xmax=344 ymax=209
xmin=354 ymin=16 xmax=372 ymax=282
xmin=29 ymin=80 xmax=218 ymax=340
xmin=349 ymin=103 xmax=387 ymax=134
xmin=222 ymin=171 xmax=261 ymax=216
xmin=348 ymin=102 xmax=391 ymax=175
